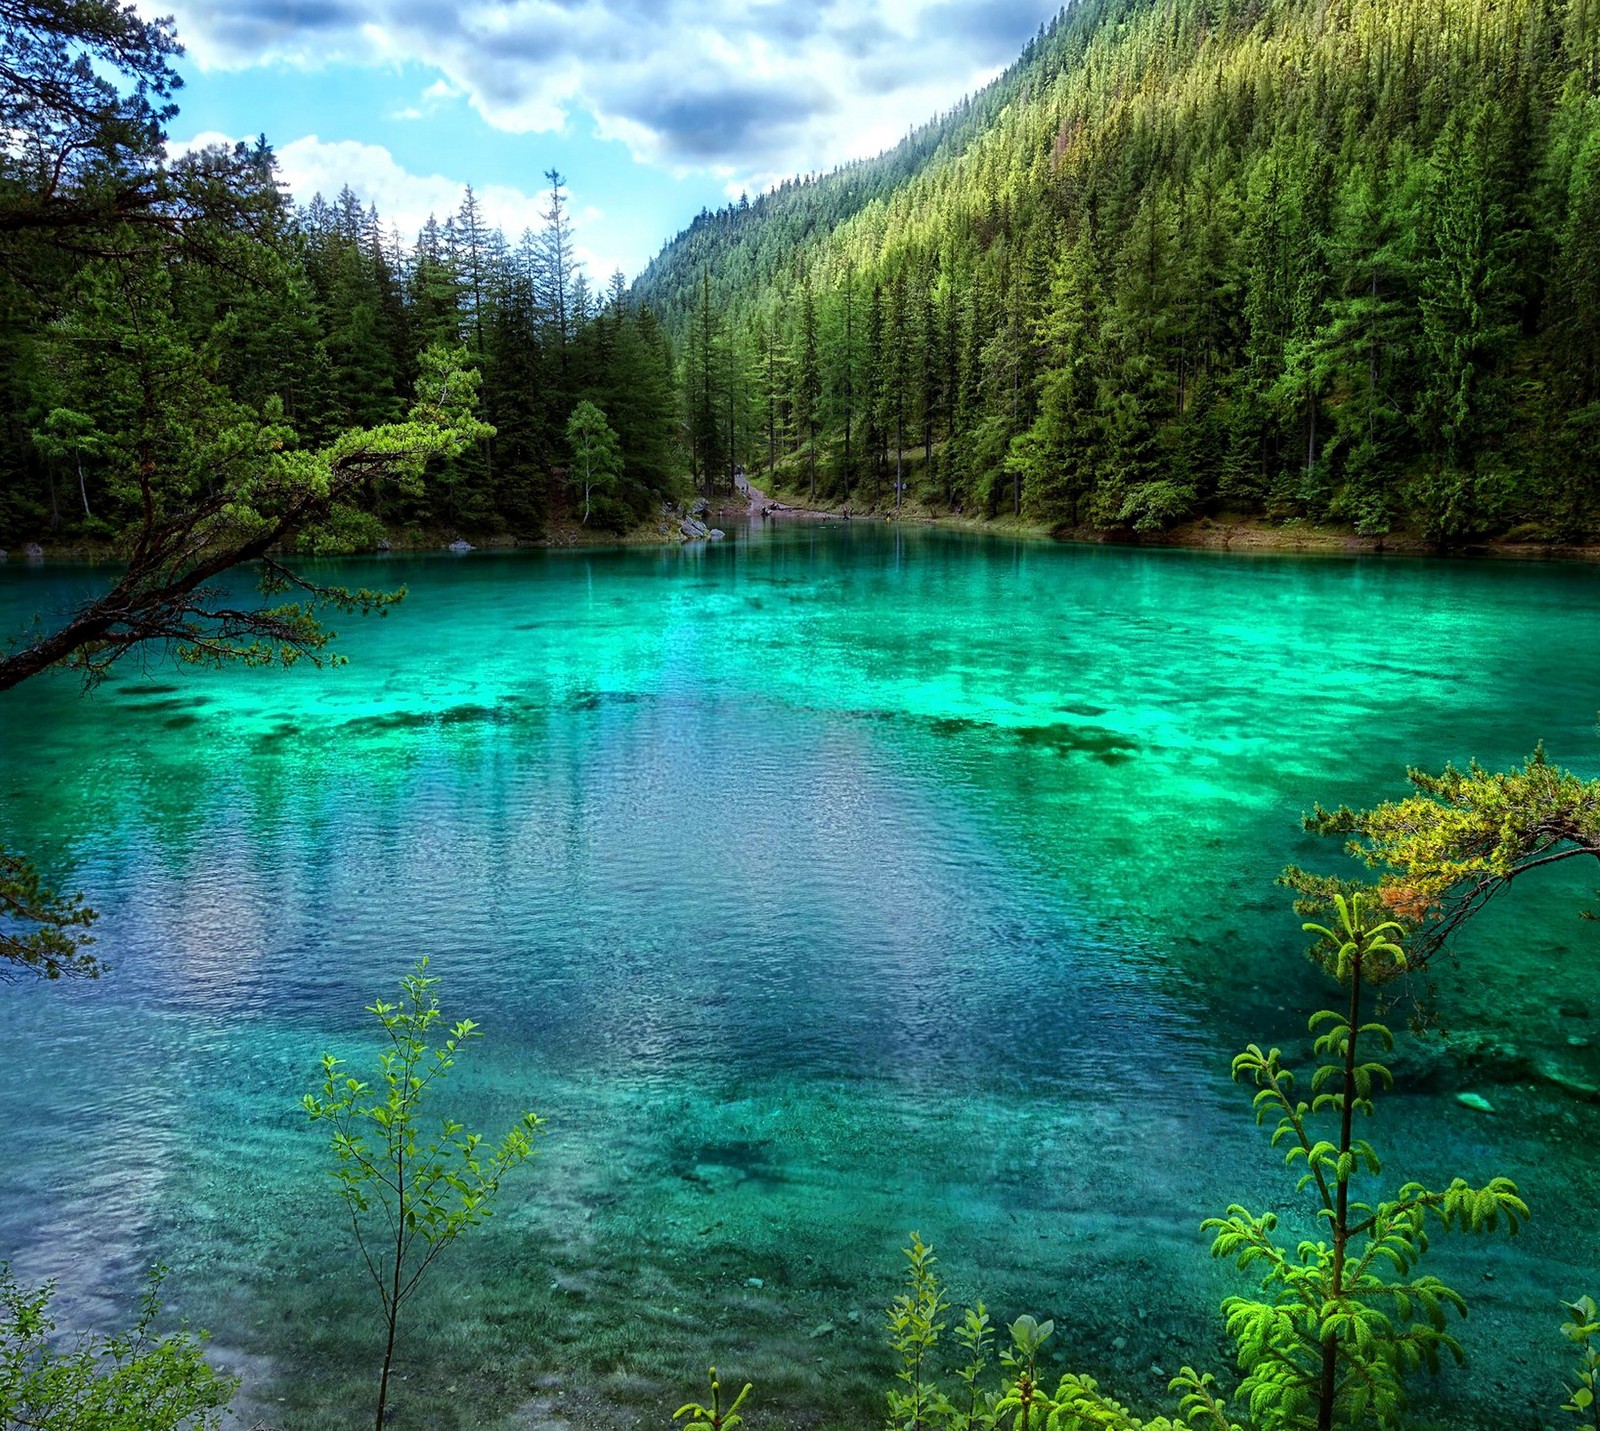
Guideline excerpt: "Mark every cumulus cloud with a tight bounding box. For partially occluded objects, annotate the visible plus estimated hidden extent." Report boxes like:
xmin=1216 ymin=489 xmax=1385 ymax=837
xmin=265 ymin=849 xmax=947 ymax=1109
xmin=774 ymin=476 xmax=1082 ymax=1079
xmin=174 ymin=130 xmax=559 ymax=243
xmin=147 ymin=0 xmax=1059 ymax=188
xmin=390 ymin=76 xmax=463 ymax=122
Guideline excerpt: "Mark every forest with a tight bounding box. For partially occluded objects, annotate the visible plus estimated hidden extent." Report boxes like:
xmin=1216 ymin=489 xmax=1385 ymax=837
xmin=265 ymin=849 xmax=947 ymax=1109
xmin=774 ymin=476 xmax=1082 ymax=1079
xmin=4 ymin=1 xmax=1600 ymax=1428
xmin=641 ymin=0 xmax=1600 ymax=542
xmin=0 ymin=101 xmax=680 ymax=547
xmin=7 ymin=0 xmax=1600 ymax=551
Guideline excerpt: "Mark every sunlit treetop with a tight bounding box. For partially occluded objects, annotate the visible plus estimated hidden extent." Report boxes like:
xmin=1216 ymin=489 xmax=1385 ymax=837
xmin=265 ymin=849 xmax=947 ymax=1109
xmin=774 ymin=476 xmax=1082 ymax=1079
xmin=1287 ymin=746 xmax=1600 ymax=958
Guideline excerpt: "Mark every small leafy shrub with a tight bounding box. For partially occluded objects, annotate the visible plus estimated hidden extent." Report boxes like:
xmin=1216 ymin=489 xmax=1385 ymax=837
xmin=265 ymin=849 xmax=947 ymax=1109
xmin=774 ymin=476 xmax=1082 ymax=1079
xmin=1563 ymin=1296 xmax=1600 ymax=1427
xmin=877 ymin=1241 xmax=1226 ymax=1431
xmin=0 ymin=1264 xmax=236 ymax=1428
xmin=304 ymin=958 xmax=543 ymax=1431
xmin=887 ymin=1233 xmax=950 ymax=1429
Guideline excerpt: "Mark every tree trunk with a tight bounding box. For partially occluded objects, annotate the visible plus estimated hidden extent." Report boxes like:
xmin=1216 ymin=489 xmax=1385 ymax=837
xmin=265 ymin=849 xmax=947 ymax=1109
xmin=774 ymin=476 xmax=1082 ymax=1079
xmin=1306 ymin=382 xmax=1317 ymax=478
xmin=1369 ymin=268 xmax=1379 ymax=445
xmin=376 ymin=1303 xmax=398 ymax=1431
xmin=1316 ymin=954 xmax=1364 ymax=1431
xmin=377 ymin=1208 xmax=406 ymax=1431
xmin=843 ymin=272 xmax=854 ymax=506
xmin=0 ymin=523 xmax=284 ymax=692
xmin=767 ymin=343 xmax=776 ymax=474
xmin=1011 ymin=360 xmax=1021 ymax=517
xmin=895 ymin=405 xmax=904 ymax=512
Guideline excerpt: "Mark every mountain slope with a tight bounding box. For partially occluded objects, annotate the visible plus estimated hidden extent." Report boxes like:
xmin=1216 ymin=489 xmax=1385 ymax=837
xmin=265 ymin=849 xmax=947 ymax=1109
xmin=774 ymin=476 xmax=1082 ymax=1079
xmin=637 ymin=0 xmax=1600 ymax=543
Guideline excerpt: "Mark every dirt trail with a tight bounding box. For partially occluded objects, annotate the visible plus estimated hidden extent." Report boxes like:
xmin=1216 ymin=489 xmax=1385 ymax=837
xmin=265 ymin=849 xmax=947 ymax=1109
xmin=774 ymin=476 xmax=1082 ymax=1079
xmin=738 ymin=476 xmax=836 ymax=521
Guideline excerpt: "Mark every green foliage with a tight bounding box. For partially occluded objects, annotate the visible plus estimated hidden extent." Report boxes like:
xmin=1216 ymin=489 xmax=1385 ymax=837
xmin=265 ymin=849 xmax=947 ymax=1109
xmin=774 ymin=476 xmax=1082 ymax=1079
xmin=887 ymin=1233 xmax=953 ymax=1430
xmin=675 ymin=1367 xmax=753 ymax=1430
xmin=0 ymin=6 xmax=685 ymax=557
xmin=1285 ymin=747 xmax=1600 ymax=954
xmin=950 ymin=1304 xmax=996 ymax=1431
xmin=0 ymin=338 xmax=494 ymax=693
xmin=0 ymin=846 xmax=99 ymax=979
xmin=303 ymin=958 xmax=543 ymax=1430
xmin=994 ymin=1315 xmax=1055 ymax=1430
xmin=0 ymin=1264 xmax=236 ymax=1429
xmin=1563 ymin=1296 xmax=1600 ymax=1428
xmin=1206 ymin=895 xmax=1526 ymax=1430
xmin=1045 ymin=1369 xmax=1236 ymax=1431
xmin=566 ymin=399 xmax=625 ymax=526
xmin=866 ymin=1237 xmax=1234 ymax=1431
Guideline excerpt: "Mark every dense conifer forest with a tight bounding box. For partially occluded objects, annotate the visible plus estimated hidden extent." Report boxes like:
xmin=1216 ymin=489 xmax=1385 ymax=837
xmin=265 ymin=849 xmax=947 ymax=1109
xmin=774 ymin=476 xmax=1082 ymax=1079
xmin=0 ymin=142 xmax=680 ymax=544
xmin=639 ymin=0 xmax=1600 ymax=543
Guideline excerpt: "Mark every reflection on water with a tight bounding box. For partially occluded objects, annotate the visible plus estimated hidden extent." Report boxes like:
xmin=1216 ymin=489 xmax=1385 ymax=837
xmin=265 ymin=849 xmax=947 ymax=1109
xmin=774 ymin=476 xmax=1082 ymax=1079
xmin=1 ymin=525 xmax=1598 ymax=1427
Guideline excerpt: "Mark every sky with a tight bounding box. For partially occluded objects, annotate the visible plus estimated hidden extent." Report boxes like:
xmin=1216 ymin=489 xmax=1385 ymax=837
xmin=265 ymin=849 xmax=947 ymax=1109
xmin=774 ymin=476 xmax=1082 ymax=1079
xmin=147 ymin=0 xmax=1065 ymax=280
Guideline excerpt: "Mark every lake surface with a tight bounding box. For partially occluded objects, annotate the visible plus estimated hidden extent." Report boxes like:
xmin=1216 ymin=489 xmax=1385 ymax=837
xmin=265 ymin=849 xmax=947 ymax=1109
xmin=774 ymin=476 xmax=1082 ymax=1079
xmin=1 ymin=523 xmax=1597 ymax=1429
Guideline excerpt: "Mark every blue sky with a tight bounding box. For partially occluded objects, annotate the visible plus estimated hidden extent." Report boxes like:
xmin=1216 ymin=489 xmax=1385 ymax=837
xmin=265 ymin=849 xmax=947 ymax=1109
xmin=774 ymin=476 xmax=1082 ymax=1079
xmin=150 ymin=0 xmax=1064 ymax=279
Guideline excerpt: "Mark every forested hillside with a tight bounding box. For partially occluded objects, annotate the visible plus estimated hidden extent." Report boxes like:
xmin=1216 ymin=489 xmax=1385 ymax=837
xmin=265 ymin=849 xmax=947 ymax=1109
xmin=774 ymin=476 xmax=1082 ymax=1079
xmin=639 ymin=0 xmax=1600 ymax=542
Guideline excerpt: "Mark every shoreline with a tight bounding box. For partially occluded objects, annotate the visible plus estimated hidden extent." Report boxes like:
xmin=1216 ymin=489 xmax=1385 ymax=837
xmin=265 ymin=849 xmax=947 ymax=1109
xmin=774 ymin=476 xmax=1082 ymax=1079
xmin=1121 ymin=515 xmax=1600 ymax=563
xmin=8 ymin=505 xmax=1600 ymax=567
xmin=745 ymin=485 xmax=1600 ymax=562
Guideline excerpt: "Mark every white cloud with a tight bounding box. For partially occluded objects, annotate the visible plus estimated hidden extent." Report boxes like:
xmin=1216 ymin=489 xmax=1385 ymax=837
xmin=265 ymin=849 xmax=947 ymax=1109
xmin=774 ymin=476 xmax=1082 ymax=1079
xmin=390 ymin=76 xmax=469 ymax=122
xmin=277 ymin=135 xmax=548 ymax=236
xmin=145 ymin=0 xmax=1059 ymax=189
xmin=173 ymin=131 xmax=638 ymax=272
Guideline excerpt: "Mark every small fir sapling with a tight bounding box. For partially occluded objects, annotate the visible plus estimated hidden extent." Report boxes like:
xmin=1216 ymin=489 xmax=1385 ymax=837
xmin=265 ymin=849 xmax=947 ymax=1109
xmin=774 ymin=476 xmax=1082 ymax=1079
xmin=1204 ymin=893 xmax=1527 ymax=1431
xmin=676 ymin=1367 xmax=754 ymax=1430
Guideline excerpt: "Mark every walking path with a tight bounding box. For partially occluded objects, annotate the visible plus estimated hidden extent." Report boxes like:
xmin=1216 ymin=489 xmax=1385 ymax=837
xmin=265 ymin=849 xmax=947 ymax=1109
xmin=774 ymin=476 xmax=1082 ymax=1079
xmin=740 ymin=477 xmax=834 ymax=521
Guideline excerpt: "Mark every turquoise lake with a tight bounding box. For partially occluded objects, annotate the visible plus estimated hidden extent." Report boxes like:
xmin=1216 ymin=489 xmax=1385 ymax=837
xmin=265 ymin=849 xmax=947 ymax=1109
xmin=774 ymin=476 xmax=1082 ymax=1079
xmin=1 ymin=522 xmax=1597 ymax=1428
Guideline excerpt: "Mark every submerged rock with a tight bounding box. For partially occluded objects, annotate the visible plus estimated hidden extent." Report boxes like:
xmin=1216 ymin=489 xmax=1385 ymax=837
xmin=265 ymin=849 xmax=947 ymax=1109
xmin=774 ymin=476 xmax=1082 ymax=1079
xmin=744 ymin=1276 xmax=763 ymax=1288
xmin=1385 ymin=1034 xmax=1450 ymax=1090
xmin=1535 ymin=1055 xmax=1600 ymax=1102
xmin=708 ymin=528 xmax=726 ymax=540
xmin=1456 ymin=1091 xmax=1495 ymax=1113
xmin=1447 ymin=1029 xmax=1531 ymax=1079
